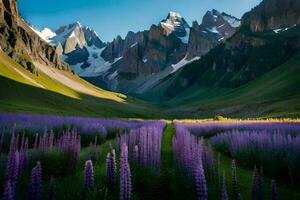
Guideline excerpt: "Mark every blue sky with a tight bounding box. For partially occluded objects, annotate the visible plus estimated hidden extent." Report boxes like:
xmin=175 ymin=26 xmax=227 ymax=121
xmin=19 ymin=0 xmax=262 ymax=42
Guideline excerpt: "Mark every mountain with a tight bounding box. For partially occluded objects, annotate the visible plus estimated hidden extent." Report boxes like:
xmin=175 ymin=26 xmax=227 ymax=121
xmin=142 ymin=0 xmax=300 ymax=118
xmin=187 ymin=9 xmax=240 ymax=59
xmin=32 ymin=22 xmax=110 ymax=77
xmin=242 ymin=0 xmax=300 ymax=32
xmin=0 ymin=0 xmax=159 ymax=118
xmin=160 ymin=11 xmax=190 ymax=42
xmin=86 ymin=10 xmax=239 ymax=94
xmin=0 ymin=0 xmax=69 ymax=73
xmin=32 ymin=10 xmax=238 ymax=95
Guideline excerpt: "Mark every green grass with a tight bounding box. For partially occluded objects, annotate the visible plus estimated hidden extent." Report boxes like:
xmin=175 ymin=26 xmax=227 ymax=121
xmin=0 ymin=51 xmax=161 ymax=118
xmin=218 ymin=151 xmax=300 ymax=200
xmin=164 ymin=52 xmax=300 ymax=118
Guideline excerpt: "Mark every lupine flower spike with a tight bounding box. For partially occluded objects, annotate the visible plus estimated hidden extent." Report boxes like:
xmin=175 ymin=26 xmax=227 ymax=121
xmin=84 ymin=160 xmax=94 ymax=189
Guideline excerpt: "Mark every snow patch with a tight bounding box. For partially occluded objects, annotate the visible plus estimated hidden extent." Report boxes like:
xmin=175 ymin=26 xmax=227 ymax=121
xmin=207 ymin=27 xmax=219 ymax=34
xmin=169 ymin=11 xmax=182 ymax=19
xmin=77 ymin=47 xmax=112 ymax=77
xmin=108 ymin=71 xmax=118 ymax=80
xmin=178 ymin=28 xmax=190 ymax=44
xmin=171 ymin=56 xmax=200 ymax=73
xmin=130 ymin=42 xmax=138 ymax=48
xmin=30 ymin=26 xmax=56 ymax=43
xmin=273 ymin=24 xmax=297 ymax=34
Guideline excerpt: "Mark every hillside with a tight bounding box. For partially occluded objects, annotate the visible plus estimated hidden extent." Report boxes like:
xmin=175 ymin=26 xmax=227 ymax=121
xmin=0 ymin=51 xmax=160 ymax=118
xmin=140 ymin=8 xmax=300 ymax=118
xmin=164 ymin=51 xmax=300 ymax=118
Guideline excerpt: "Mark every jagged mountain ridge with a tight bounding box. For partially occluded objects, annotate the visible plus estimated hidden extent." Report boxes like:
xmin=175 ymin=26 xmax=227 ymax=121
xmin=187 ymin=9 xmax=241 ymax=59
xmin=96 ymin=10 xmax=240 ymax=93
xmin=144 ymin=0 xmax=300 ymax=111
xmin=32 ymin=22 xmax=109 ymax=76
xmin=31 ymin=9 xmax=240 ymax=94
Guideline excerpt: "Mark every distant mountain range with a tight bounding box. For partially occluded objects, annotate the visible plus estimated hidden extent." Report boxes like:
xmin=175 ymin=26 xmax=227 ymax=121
xmin=32 ymin=9 xmax=241 ymax=93
xmin=1 ymin=0 xmax=300 ymax=118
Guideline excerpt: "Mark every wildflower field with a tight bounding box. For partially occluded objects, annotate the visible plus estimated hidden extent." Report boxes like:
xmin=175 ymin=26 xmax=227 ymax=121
xmin=0 ymin=114 xmax=299 ymax=200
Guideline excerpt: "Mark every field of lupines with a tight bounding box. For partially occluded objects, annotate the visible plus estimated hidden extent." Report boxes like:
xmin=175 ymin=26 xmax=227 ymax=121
xmin=0 ymin=114 xmax=299 ymax=200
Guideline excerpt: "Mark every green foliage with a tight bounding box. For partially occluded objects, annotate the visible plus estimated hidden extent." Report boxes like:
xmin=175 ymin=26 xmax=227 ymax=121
xmin=30 ymin=150 xmax=79 ymax=179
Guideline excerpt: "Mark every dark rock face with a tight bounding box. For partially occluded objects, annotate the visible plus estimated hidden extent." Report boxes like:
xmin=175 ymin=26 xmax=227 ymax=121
xmin=186 ymin=9 xmax=240 ymax=59
xmin=83 ymin=27 xmax=105 ymax=48
xmin=160 ymin=0 xmax=300 ymax=99
xmin=101 ymin=31 xmax=140 ymax=63
xmin=186 ymin=23 xmax=217 ymax=59
xmin=65 ymin=46 xmax=90 ymax=65
xmin=242 ymin=0 xmax=300 ymax=32
xmin=0 ymin=0 xmax=70 ymax=72
xmin=96 ymin=10 xmax=240 ymax=93
xmin=114 ymin=24 xmax=185 ymax=77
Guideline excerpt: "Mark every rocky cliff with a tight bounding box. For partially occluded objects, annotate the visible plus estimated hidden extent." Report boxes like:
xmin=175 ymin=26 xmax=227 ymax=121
xmin=89 ymin=10 xmax=240 ymax=93
xmin=0 ymin=0 xmax=70 ymax=73
xmin=156 ymin=0 xmax=300 ymax=99
xmin=101 ymin=31 xmax=140 ymax=63
xmin=242 ymin=0 xmax=300 ymax=32
xmin=187 ymin=9 xmax=240 ymax=59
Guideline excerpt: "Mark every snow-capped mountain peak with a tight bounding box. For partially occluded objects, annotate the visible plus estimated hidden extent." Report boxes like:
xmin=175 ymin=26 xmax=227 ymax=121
xmin=168 ymin=11 xmax=183 ymax=19
xmin=197 ymin=9 xmax=241 ymax=40
xmin=40 ymin=28 xmax=56 ymax=40
xmin=30 ymin=27 xmax=56 ymax=43
xmin=160 ymin=11 xmax=190 ymax=42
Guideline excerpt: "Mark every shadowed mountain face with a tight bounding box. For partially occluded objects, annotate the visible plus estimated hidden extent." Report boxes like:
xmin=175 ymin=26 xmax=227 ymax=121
xmin=145 ymin=0 xmax=300 ymax=111
xmin=0 ymin=0 xmax=70 ymax=74
xmin=242 ymin=0 xmax=300 ymax=32
xmin=29 ymin=9 xmax=240 ymax=94
xmin=187 ymin=9 xmax=240 ymax=59
xmin=82 ymin=10 xmax=240 ymax=93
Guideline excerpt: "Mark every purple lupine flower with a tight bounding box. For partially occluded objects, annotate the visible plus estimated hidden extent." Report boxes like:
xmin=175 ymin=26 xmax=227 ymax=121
xmin=210 ymin=128 xmax=300 ymax=183
xmin=106 ymin=153 xmax=112 ymax=185
xmin=232 ymin=160 xmax=238 ymax=199
xmin=251 ymin=166 xmax=258 ymax=200
xmin=133 ymin=145 xmax=139 ymax=164
xmin=106 ymin=149 xmax=117 ymax=188
xmin=5 ymin=133 xmax=20 ymax=194
xmin=19 ymin=138 xmax=29 ymax=174
xmin=84 ymin=160 xmax=94 ymax=189
xmin=48 ymin=176 xmax=56 ymax=200
xmin=29 ymin=162 xmax=42 ymax=200
xmin=251 ymin=166 xmax=263 ymax=200
xmin=120 ymin=143 xmax=132 ymax=200
xmin=33 ymin=134 xmax=39 ymax=149
xmin=257 ymin=167 xmax=264 ymax=200
xmin=0 ymin=133 xmax=4 ymax=159
xmin=2 ymin=180 xmax=14 ymax=200
xmin=194 ymin=160 xmax=208 ymax=200
xmin=271 ymin=180 xmax=277 ymax=200
xmin=221 ymin=175 xmax=228 ymax=200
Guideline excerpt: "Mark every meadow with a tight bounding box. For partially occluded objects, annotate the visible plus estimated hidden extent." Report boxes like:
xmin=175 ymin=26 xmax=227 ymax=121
xmin=0 ymin=114 xmax=299 ymax=200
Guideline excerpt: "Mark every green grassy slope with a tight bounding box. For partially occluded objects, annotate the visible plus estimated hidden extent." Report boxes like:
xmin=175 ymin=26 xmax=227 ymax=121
xmin=0 ymin=51 xmax=160 ymax=118
xmin=165 ymin=51 xmax=300 ymax=118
